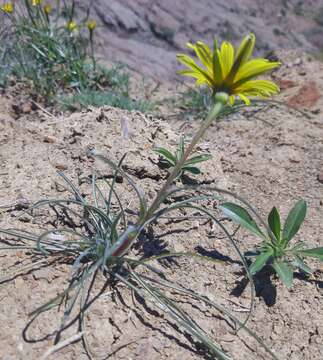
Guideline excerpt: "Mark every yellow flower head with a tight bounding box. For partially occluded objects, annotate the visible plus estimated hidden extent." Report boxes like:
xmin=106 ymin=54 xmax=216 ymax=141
xmin=87 ymin=20 xmax=97 ymax=32
xmin=67 ymin=21 xmax=77 ymax=32
xmin=43 ymin=4 xmax=51 ymax=15
xmin=32 ymin=0 xmax=42 ymax=6
xmin=1 ymin=2 xmax=14 ymax=13
xmin=177 ymin=34 xmax=280 ymax=105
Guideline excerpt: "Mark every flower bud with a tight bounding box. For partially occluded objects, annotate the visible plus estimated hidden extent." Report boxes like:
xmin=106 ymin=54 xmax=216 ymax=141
xmin=67 ymin=21 xmax=77 ymax=32
xmin=1 ymin=2 xmax=14 ymax=13
xmin=32 ymin=0 xmax=42 ymax=6
xmin=43 ymin=4 xmax=51 ymax=15
xmin=87 ymin=20 xmax=97 ymax=32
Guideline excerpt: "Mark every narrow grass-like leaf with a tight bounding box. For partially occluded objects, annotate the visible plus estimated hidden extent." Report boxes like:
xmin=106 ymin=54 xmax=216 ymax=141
xmin=129 ymin=270 xmax=231 ymax=360
xmin=91 ymin=152 xmax=147 ymax=221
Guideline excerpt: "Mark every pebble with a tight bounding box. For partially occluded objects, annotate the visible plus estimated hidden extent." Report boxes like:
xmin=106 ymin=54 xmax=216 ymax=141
xmin=55 ymin=163 xmax=68 ymax=171
xmin=21 ymin=103 xmax=32 ymax=114
xmin=43 ymin=136 xmax=56 ymax=144
xmin=318 ymin=172 xmax=323 ymax=184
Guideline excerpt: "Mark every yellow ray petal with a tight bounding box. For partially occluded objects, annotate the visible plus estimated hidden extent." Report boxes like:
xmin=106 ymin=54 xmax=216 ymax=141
xmin=195 ymin=42 xmax=213 ymax=73
xmin=220 ymin=41 xmax=234 ymax=78
xmin=234 ymin=59 xmax=280 ymax=85
xmin=225 ymin=33 xmax=255 ymax=85
xmin=235 ymin=33 xmax=255 ymax=65
xmin=177 ymin=55 xmax=214 ymax=86
xmin=178 ymin=70 xmax=211 ymax=86
xmin=234 ymin=79 xmax=280 ymax=97
xmin=229 ymin=95 xmax=235 ymax=105
xmin=237 ymin=93 xmax=251 ymax=105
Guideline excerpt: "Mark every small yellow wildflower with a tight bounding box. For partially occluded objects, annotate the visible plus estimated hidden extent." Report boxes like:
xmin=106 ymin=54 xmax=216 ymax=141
xmin=87 ymin=20 xmax=97 ymax=32
xmin=1 ymin=2 xmax=13 ymax=13
xmin=67 ymin=21 xmax=77 ymax=32
xmin=32 ymin=0 xmax=42 ymax=6
xmin=177 ymin=34 xmax=280 ymax=105
xmin=43 ymin=4 xmax=51 ymax=15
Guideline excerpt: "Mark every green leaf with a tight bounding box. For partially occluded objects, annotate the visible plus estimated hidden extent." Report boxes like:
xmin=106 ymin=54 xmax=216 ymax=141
xmin=282 ymin=200 xmax=306 ymax=246
xmin=182 ymin=166 xmax=201 ymax=174
xmin=292 ymin=255 xmax=313 ymax=274
xmin=249 ymin=248 xmax=273 ymax=275
xmin=184 ymin=154 xmax=212 ymax=166
xmin=296 ymin=247 xmax=323 ymax=261
xmin=176 ymin=137 xmax=185 ymax=161
xmin=272 ymin=259 xmax=293 ymax=288
xmin=219 ymin=202 xmax=265 ymax=238
xmin=268 ymin=206 xmax=281 ymax=242
xmin=155 ymin=147 xmax=176 ymax=166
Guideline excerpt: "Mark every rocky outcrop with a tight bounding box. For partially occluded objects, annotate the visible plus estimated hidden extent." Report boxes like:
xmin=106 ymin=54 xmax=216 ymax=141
xmin=77 ymin=0 xmax=323 ymax=81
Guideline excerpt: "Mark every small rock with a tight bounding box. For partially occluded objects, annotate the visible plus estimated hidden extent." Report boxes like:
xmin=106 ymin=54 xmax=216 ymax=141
xmin=293 ymin=58 xmax=302 ymax=66
xmin=55 ymin=163 xmax=68 ymax=171
xmin=43 ymin=136 xmax=56 ymax=144
xmin=33 ymin=268 xmax=50 ymax=281
xmin=22 ymin=103 xmax=32 ymax=114
xmin=18 ymin=214 xmax=32 ymax=223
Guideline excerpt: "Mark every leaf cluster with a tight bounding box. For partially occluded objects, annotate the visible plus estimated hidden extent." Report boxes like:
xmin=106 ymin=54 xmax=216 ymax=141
xmin=155 ymin=136 xmax=211 ymax=182
xmin=220 ymin=200 xmax=323 ymax=288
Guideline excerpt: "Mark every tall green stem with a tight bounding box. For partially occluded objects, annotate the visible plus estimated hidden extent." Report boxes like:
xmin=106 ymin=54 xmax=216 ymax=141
xmin=89 ymin=33 xmax=96 ymax=71
xmin=110 ymin=93 xmax=228 ymax=257
xmin=143 ymin=92 xmax=228 ymax=222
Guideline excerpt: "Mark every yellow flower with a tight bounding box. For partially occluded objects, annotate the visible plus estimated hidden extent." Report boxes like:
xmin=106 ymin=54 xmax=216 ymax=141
xmin=32 ymin=0 xmax=42 ymax=6
xmin=87 ymin=20 xmax=97 ymax=32
xmin=67 ymin=21 xmax=77 ymax=32
xmin=1 ymin=2 xmax=14 ymax=13
xmin=177 ymin=34 xmax=280 ymax=105
xmin=43 ymin=4 xmax=51 ymax=15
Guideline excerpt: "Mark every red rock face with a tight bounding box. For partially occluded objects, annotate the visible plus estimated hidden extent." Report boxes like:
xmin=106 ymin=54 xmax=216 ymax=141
xmin=76 ymin=0 xmax=323 ymax=81
xmin=287 ymin=81 xmax=321 ymax=109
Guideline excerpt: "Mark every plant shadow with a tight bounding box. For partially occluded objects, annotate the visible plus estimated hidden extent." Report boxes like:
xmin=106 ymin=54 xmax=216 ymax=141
xmin=230 ymin=266 xmax=277 ymax=306
xmin=231 ymin=266 xmax=323 ymax=307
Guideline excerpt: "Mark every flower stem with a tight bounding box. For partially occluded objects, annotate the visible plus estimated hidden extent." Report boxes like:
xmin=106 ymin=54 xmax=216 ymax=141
xmin=110 ymin=93 xmax=228 ymax=258
xmin=89 ymin=32 xmax=96 ymax=71
xmin=143 ymin=93 xmax=228 ymax=221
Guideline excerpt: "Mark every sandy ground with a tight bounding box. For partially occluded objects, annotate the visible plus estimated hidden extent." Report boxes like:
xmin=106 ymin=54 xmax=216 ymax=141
xmin=0 ymin=51 xmax=322 ymax=359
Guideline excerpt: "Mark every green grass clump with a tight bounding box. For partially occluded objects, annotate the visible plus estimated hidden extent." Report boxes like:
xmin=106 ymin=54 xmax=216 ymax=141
xmin=60 ymin=89 xmax=154 ymax=112
xmin=181 ymin=87 xmax=213 ymax=117
xmin=0 ymin=0 xmax=151 ymax=111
